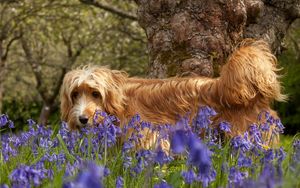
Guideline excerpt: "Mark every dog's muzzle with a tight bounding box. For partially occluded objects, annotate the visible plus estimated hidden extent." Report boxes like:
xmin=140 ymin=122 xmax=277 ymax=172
xmin=79 ymin=115 xmax=89 ymax=125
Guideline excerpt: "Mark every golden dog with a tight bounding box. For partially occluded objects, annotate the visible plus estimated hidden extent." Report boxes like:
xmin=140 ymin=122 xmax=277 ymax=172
xmin=60 ymin=39 xmax=286 ymax=146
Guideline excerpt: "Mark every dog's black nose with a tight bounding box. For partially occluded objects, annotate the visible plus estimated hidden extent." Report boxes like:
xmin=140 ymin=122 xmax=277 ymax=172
xmin=79 ymin=115 xmax=89 ymax=124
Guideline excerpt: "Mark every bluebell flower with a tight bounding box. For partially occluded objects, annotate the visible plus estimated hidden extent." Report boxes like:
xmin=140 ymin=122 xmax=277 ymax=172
xmin=197 ymin=168 xmax=216 ymax=188
xmin=274 ymin=119 xmax=285 ymax=134
xmin=0 ymin=114 xmax=9 ymax=127
xmin=262 ymin=149 xmax=275 ymax=163
xmin=122 ymin=141 xmax=134 ymax=153
xmin=231 ymin=133 xmax=252 ymax=153
xmin=8 ymin=120 xmax=14 ymax=128
xmin=116 ymin=176 xmax=124 ymax=188
xmin=237 ymin=153 xmax=252 ymax=167
xmin=276 ymin=147 xmax=286 ymax=163
xmin=219 ymin=121 xmax=231 ymax=133
xmin=229 ymin=167 xmax=248 ymax=186
xmin=27 ymin=119 xmax=36 ymax=127
xmin=248 ymin=125 xmax=262 ymax=144
xmin=260 ymin=122 xmax=270 ymax=132
xmin=0 ymin=184 xmax=9 ymax=188
xmin=154 ymin=181 xmax=173 ymax=188
xmin=258 ymin=163 xmax=277 ymax=188
xmin=155 ymin=148 xmax=172 ymax=166
xmin=123 ymin=155 xmax=132 ymax=168
xmin=187 ymin=134 xmax=212 ymax=177
xmin=10 ymin=165 xmax=49 ymax=187
xmin=64 ymin=162 xmax=104 ymax=188
xmin=104 ymin=166 xmax=110 ymax=177
xmin=181 ymin=169 xmax=196 ymax=184
xmin=192 ymin=107 xmax=216 ymax=134
xmin=132 ymin=158 xmax=143 ymax=175
xmin=170 ymin=129 xmax=187 ymax=154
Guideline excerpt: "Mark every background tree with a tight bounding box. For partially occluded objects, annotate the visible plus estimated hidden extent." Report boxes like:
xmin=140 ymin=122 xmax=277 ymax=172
xmin=0 ymin=1 xmax=33 ymax=113
xmin=2 ymin=0 xmax=147 ymax=126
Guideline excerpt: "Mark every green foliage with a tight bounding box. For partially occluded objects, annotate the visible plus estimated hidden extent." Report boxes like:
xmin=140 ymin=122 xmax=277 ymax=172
xmin=276 ymin=21 xmax=300 ymax=134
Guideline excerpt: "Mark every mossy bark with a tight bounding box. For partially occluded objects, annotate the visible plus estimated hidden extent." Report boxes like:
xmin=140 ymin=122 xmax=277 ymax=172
xmin=135 ymin=0 xmax=300 ymax=78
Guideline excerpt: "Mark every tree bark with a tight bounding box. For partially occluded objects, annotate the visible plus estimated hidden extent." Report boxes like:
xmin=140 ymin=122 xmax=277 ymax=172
xmin=135 ymin=0 xmax=300 ymax=78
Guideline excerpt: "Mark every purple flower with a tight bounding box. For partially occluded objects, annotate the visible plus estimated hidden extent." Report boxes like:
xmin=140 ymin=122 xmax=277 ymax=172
xmin=192 ymin=107 xmax=216 ymax=133
xmin=274 ymin=119 xmax=285 ymax=134
xmin=276 ymin=147 xmax=286 ymax=163
xmin=258 ymin=163 xmax=277 ymax=188
xmin=64 ymin=162 xmax=104 ymax=188
xmin=248 ymin=125 xmax=262 ymax=144
xmin=238 ymin=153 xmax=252 ymax=167
xmin=116 ymin=176 xmax=124 ymax=188
xmin=9 ymin=164 xmax=49 ymax=187
xmin=181 ymin=169 xmax=196 ymax=184
xmin=197 ymin=168 xmax=216 ymax=187
xmin=122 ymin=141 xmax=134 ymax=153
xmin=0 ymin=184 xmax=9 ymax=188
xmin=27 ymin=119 xmax=36 ymax=127
xmin=123 ymin=155 xmax=132 ymax=168
xmin=187 ymin=134 xmax=212 ymax=177
xmin=231 ymin=133 xmax=252 ymax=152
xmin=170 ymin=129 xmax=187 ymax=154
xmin=154 ymin=181 xmax=173 ymax=188
xmin=219 ymin=121 xmax=231 ymax=133
xmin=8 ymin=120 xmax=14 ymax=128
xmin=0 ymin=114 xmax=9 ymax=127
xmin=262 ymin=149 xmax=275 ymax=163
xmin=155 ymin=148 xmax=172 ymax=166
xmin=260 ymin=122 xmax=270 ymax=132
xmin=229 ymin=167 xmax=248 ymax=185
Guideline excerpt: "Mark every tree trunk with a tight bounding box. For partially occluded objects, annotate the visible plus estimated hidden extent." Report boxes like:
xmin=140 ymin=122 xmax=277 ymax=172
xmin=135 ymin=0 xmax=300 ymax=78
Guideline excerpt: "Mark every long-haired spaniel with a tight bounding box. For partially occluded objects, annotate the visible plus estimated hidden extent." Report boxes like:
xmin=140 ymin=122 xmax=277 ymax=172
xmin=60 ymin=39 xmax=286 ymax=146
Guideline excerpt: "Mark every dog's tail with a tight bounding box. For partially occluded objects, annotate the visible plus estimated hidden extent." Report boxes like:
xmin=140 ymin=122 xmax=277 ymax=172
xmin=218 ymin=39 xmax=287 ymax=107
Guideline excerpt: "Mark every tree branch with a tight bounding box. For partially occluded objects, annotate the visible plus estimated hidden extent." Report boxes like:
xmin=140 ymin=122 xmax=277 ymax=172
xmin=79 ymin=0 xmax=138 ymax=21
xmin=1 ymin=31 xmax=22 ymax=61
xmin=20 ymin=37 xmax=48 ymax=101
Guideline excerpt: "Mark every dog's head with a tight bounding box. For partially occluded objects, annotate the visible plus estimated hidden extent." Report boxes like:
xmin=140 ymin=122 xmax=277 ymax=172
xmin=60 ymin=66 xmax=127 ymax=130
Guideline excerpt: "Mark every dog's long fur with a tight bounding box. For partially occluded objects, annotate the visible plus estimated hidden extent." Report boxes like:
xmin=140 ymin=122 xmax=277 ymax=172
xmin=60 ymin=39 xmax=286 ymax=140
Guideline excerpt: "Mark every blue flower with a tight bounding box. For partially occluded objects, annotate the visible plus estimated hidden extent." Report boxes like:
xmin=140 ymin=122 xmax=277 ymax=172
xmin=155 ymin=148 xmax=172 ymax=166
xmin=123 ymin=155 xmax=132 ymax=168
xmin=10 ymin=164 xmax=49 ymax=187
xmin=229 ymin=167 xmax=248 ymax=185
xmin=154 ymin=181 xmax=173 ymax=188
xmin=231 ymin=133 xmax=252 ymax=152
xmin=197 ymin=168 xmax=216 ymax=188
xmin=219 ymin=121 xmax=231 ymax=133
xmin=0 ymin=114 xmax=9 ymax=127
xmin=116 ymin=176 xmax=124 ymax=188
xmin=192 ymin=107 xmax=216 ymax=133
xmin=181 ymin=169 xmax=196 ymax=184
xmin=64 ymin=162 xmax=104 ymax=188
xmin=27 ymin=119 xmax=36 ymax=127
xmin=238 ymin=153 xmax=252 ymax=167
xmin=248 ymin=125 xmax=262 ymax=144
xmin=170 ymin=129 xmax=187 ymax=154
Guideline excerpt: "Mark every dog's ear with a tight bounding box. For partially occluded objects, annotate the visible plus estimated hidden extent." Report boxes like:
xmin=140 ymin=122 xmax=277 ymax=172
xmin=60 ymin=74 xmax=72 ymax=122
xmin=103 ymin=70 xmax=127 ymax=118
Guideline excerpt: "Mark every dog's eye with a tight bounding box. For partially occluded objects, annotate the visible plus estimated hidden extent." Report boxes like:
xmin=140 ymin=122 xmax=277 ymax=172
xmin=71 ymin=91 xmax=79 ymax=100
xmin=92 ymin=91 xmax=101 ymax=99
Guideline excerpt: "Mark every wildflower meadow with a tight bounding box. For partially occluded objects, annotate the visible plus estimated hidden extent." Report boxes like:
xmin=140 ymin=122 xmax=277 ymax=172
xmin=0 ymin=107 xmax=300 ymax=188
